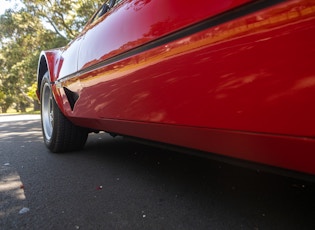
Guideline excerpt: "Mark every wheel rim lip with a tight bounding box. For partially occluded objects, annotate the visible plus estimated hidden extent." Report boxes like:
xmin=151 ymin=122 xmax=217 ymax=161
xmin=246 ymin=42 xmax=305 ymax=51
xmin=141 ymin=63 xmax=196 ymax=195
xmin=41 ymin=83 xmax=53 ymax=142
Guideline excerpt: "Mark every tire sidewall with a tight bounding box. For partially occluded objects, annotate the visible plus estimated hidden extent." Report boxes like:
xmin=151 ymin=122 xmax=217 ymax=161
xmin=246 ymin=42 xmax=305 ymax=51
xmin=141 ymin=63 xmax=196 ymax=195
xmin=40 ymin=73 xmax=55 ymax=149
xmin=40 ymin=72 xmax=88 ymax=153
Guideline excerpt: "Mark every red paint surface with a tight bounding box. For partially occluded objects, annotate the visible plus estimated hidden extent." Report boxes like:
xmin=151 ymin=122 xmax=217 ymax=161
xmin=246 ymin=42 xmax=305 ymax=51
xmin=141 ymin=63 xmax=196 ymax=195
xmin=40 ymin=0 xmax=315 ymax=176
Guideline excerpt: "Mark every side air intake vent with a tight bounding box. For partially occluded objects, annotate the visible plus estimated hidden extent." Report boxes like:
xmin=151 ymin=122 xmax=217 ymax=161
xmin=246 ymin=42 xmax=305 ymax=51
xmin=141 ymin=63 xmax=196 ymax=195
xmin=63 ymin=87 xmax=79 ymax=111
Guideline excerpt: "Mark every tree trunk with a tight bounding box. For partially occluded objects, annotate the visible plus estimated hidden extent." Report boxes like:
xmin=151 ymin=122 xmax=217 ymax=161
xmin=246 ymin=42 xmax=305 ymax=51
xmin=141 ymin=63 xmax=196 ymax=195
xmin=33 ymin=100 xmax=40 ymax=111
xmin=1 ymin=106 xmax=8 ymax=113
xmin=20 ymin=102 xmax=27 ymax=113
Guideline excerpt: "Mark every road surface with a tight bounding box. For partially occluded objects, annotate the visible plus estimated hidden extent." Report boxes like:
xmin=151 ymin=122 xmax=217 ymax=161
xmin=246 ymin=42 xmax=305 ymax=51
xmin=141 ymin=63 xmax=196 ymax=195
xmin=0 ymin=114 xmax=315 ymax=229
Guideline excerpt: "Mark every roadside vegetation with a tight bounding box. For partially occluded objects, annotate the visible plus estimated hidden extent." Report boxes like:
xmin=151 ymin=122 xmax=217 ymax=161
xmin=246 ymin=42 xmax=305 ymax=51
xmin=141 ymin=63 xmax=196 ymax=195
xmin=4 ymin=107 xmax=40 ymax=114
xmin=0 ymin=0 xmax=104 ymax=114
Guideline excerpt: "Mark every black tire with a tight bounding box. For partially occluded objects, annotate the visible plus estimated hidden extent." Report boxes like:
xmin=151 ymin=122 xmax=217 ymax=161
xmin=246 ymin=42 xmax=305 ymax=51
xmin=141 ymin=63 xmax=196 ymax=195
xmin=40 ymin=72 xmax=88 ymax=153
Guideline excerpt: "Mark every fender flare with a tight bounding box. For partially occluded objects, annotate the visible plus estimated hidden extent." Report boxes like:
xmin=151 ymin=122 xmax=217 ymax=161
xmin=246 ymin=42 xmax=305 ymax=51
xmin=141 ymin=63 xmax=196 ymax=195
xmin=37 ymin=50 xmax=71 ymax=116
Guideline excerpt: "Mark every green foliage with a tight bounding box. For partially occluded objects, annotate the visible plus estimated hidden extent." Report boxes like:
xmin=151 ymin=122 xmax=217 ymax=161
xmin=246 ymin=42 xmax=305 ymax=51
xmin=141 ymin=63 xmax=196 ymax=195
xmin=0 ymin=0 xmax=103 ymax=113
xmin=27 ymin=82 xmax=37 ymax=100
xmin=22 ymin=0 xmax=104 ymax=39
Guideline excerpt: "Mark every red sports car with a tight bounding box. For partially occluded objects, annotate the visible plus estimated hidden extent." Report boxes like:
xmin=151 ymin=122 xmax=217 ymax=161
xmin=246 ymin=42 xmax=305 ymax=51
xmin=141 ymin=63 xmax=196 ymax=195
xmin=37 ymin=0 xmax=315 ymax=178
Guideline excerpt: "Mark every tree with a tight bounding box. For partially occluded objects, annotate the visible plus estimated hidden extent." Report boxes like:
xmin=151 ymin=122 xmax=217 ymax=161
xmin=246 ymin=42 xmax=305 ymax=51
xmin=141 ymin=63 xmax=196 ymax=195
xmin=0 ymin=0 xmax=103 ymax=113
xmin=0 ymin=8 xmax=54 ymax=112
xmin=22 ymin=0 xmax=104 ymax=39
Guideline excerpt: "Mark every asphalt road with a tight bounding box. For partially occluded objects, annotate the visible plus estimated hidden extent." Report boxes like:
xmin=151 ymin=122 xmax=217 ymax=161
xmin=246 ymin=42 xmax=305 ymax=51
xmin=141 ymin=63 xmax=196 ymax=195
xmin=0 ymin=114 xmax=315 ymax=230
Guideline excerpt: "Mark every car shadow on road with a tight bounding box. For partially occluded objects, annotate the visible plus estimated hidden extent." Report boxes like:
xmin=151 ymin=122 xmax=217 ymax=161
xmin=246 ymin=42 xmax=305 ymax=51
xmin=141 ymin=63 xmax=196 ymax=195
xmin=80 ymin=132 xmax=315 ymax=229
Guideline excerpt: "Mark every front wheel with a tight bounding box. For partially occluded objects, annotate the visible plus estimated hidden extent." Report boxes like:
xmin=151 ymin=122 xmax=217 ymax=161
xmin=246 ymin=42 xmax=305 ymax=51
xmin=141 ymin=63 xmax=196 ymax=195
xmin=40 ymin=73 xmax=88 ymax=153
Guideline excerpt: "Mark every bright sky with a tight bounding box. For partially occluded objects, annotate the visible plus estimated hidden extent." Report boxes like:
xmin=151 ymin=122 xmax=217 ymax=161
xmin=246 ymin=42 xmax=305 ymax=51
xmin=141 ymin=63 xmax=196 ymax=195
xmin=0 ymin=0 xmax=22 ymax=15
xmin=0 ymin=0 xmax=55 ymax=32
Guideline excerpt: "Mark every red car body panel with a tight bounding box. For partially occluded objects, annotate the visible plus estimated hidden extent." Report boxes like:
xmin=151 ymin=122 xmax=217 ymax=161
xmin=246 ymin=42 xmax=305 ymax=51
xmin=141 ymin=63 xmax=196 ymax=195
xmin=38 ymin=0 xmax=315 ymax=176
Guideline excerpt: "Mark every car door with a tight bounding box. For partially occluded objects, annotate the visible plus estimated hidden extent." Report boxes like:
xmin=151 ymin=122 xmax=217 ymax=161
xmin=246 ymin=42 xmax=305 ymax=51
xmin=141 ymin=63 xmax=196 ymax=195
xmin=76 ymin=0 xmax=253 ymax=73
xmin=57 ymin=36 xmax=83 ymax=80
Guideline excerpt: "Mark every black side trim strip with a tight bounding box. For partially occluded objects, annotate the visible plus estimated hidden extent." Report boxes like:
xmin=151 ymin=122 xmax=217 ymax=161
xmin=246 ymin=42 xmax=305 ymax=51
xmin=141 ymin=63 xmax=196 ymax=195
xmin=58 ymin=0 xmax=285 ymax=83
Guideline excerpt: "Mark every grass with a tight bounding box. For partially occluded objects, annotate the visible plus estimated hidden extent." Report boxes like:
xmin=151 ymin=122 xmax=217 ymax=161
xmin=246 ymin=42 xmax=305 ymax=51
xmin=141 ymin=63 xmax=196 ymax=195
xmin=1 ymin=107 xmax=40 ymax=115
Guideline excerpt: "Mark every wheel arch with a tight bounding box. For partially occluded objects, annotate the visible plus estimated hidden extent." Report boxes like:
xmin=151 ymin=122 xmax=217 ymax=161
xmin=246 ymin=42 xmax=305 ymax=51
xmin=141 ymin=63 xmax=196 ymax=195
xmin=36 ymin=50 xmax=62 ymax=100
xmin=37 ymin=49 xmax=72 ymax=117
